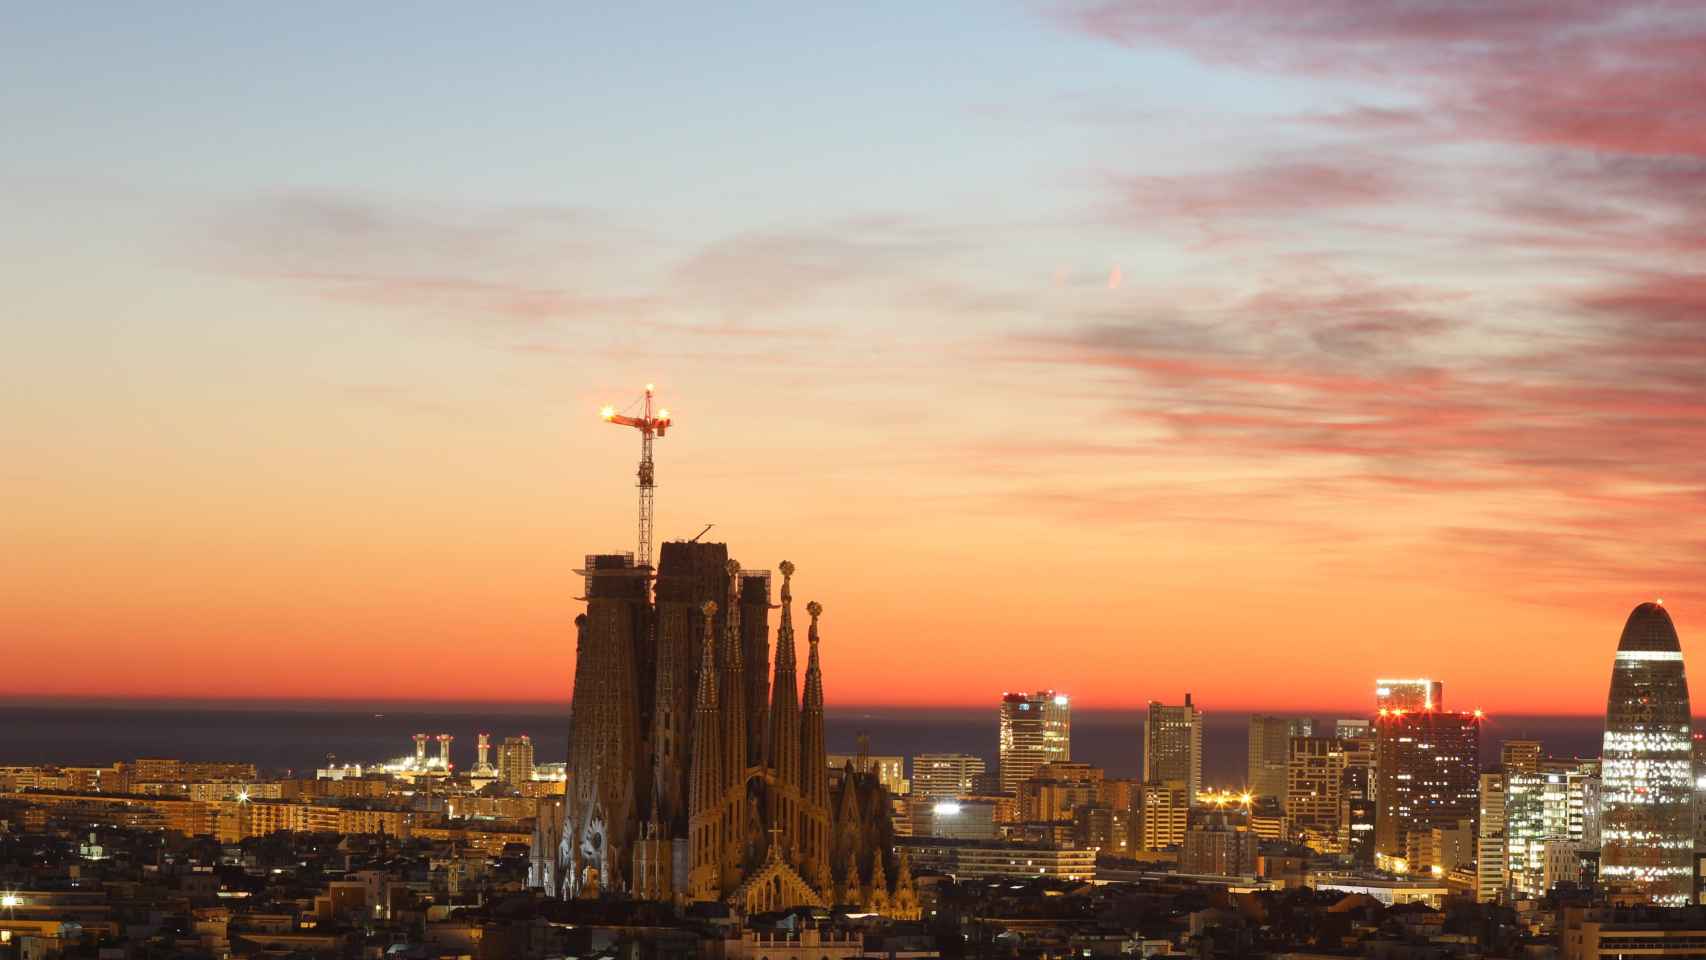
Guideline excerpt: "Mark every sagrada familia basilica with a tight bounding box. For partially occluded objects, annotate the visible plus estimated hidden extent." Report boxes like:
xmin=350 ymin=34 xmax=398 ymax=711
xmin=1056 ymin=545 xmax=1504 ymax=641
xmin=530 ymin=541 xmax=917 ymax=917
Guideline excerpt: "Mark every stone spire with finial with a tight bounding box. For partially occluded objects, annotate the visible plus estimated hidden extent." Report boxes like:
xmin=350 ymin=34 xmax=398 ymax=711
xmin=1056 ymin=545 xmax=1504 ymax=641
xmin=799 ymin=599 xmax=831 ymax=894
xmin=767 ymin=561 xmax=803 ymax=860
xmin=721 ymin=559 xmax=748 ymax=789
xmin=768 ymin=561 xmax=802 ymax=787
xmin=687 ymin=600 xmax=724 ymax=899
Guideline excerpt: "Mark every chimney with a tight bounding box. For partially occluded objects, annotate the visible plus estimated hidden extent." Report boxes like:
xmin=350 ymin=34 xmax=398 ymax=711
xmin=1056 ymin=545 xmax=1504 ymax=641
xmin=477 ymin=733 xmax=491 ymax=770
xmin=413 ymin=733 xmax=429 ymax=766
xmin=436 ymin=733 xmax=454 ymax=770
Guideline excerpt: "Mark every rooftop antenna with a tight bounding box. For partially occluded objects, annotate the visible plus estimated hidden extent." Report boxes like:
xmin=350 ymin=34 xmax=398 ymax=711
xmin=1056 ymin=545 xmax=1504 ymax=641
xmin=599 ymin=383 xmax=673 ymax=569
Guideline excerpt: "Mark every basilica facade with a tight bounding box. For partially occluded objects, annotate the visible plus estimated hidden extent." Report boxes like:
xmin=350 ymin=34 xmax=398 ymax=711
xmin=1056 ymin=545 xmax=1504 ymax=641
xmin=530 ymin=541 xmax=915 ymax=916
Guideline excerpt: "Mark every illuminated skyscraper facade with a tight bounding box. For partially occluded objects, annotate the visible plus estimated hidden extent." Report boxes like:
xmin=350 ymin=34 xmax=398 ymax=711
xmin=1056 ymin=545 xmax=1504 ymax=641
xmin=1144 ymin=695 xmax=1203 ymax=800
xmin=1375 ymin=678 xmax=1442 ymax=713
xmin=1374 ymin=709 xmax=1480 ymax=858
xmin=1601 ymin=601 xmax=1694 ymax=906
xmin=912 ymin=754 xmax=986 ymax=800
xmin=998 ymin=691 xmax=1070 ymax=794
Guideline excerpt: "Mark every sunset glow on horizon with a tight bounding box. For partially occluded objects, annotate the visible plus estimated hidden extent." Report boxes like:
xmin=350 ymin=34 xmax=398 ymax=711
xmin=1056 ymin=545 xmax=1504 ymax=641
xmin=6 ymin=3 xmax=1705 ymax=714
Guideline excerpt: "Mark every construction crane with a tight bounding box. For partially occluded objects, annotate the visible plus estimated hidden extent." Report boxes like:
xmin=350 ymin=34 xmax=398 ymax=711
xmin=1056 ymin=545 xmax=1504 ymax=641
xmin=600 ymin=383 xmax=673 ymax=569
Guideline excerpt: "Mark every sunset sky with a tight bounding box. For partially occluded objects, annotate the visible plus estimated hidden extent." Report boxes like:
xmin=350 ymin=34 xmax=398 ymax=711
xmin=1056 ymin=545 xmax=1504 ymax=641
xmin=6 ymin=2 xmax=1705 ymax=713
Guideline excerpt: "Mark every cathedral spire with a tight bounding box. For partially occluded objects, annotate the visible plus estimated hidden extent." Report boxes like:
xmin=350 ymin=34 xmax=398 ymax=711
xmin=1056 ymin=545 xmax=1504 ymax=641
xmin=803 ymin=601 xmax=825 ymax=714
xmin=799 ymin=599 xmax=831 ymax=895
xmin=767 ymin=561 xmax=803 ymax=862
xmin=687 ymin=599 xmax=724 ymax=900
xmin=769 ymin=561 xmax=802 ymax=785
xmin=721 ymin=559 xmax=748 ymax=788
xmin=694 ymin=600 xmax=719 ymax=711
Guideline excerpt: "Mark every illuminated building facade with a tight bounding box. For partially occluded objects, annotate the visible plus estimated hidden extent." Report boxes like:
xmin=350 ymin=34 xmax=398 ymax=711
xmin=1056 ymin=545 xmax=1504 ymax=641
xmin=999 ymin=691 xmax=1070 ymax=794
xmin=1136 ymin=781 xmax=1190 ymax=851
xmin=1286 ymin=735 xmax=1345 ymax=852
xmin=1143 ymin=695 xmax=1203 ymax=800
xmin=912 ymin=753 xmax=986 ymax=800
xmin=1374 ymin=709 xmax=1481 ymax=859
xmin=497 ymin=736 xmax=534 ymax=789
xmin=1506 ymin=769 xmax=1571 ymax=897
xmin=1600 ymin=601 xmax=1695 ymax=906
xmin=1502 ymin=739 xmax=1543 ymax=774
xmin=1376 ymin=679 xmax=1442 ymax=713
xmin=1477 ymin=771 xmax=1508 ymax=903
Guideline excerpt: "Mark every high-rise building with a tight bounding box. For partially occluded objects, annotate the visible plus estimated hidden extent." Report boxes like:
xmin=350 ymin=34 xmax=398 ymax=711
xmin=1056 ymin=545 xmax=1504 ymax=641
xmin=1507 ymin=768 xmax=1571 ymax=897
xmin=497 ymin=735 xmax=535 ymax=788
xmin=912 ymin=754 xmax=986 ymax=801
xmin=1336 ymin=718 xmax=1373 ymax=741
xmin=1374 ymin=709 xmax=1481 ymax=859
xmin=1286 ymin=735 xmax=1345 ymax=852
xmin=1136 ymin=781 xmax=1190 ymax=851
xmin=1476 ymin=771 xmax=1508 ymax=903
xmin=1376 ymin=678 xmax=1442 ymax=713
xmin=1502 ymin=739 xmax=1543 ymax=774
xmin=1144 ymin=695 xmax=1203 ymax=800
xmin=998 ymin=691 xmax=1070 ymax=794
xmin=1339 ymin=734 xmax=1378 ymax=864
xmin=1601 ymin=601 xmax=1695 ymax=907
xmin=1249 ymin=715 xmax=1310 ymax=802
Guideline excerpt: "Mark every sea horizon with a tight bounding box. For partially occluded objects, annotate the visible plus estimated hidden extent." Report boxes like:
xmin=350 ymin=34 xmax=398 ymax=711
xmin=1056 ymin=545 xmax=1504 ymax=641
xmin=1 ymin=702 xmax=1629 ymax=789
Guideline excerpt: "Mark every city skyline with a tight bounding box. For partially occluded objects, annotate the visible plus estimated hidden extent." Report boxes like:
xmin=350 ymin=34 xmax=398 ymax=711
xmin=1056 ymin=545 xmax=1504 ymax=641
xmin=7 ymin=3 xmax=1706 ymax=712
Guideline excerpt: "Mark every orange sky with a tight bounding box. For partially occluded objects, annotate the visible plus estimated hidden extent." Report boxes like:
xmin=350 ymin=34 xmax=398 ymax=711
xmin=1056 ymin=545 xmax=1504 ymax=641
xmin=5 ymin=3 xmax=1705 ymax=714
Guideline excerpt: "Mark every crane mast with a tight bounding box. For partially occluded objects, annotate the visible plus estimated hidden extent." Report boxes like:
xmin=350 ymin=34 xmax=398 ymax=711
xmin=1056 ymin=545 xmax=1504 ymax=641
xmin=599 ymin=383 xmax=672 ymax=569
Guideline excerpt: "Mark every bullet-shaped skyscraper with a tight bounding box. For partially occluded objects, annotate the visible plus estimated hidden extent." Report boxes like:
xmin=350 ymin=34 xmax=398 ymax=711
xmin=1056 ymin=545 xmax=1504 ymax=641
xmin=1601 ymin=601 xmax=1695 ymax=906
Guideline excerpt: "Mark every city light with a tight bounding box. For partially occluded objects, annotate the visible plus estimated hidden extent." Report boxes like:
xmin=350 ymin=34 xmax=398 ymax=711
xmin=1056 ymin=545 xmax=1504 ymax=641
xmin=599 ymin=405 xmax=616 ymax=420
xmin=0 ymin=894 xmax=19 ymax=908
xmin=933 ymin=802 xmax=962 ymax=815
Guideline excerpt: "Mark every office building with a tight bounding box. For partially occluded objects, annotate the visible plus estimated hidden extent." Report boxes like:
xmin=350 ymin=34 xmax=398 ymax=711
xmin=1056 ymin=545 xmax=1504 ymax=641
xmin=911 ymin=753 xmax=986 ymax=801
xmin=1249 ymin=715 xmax=1309 ymax=802
xmin=1507 ymin=768 xmax=1571 ymax=897
xmin=1136 ymin=781 xmax=1190 ymax=851
xmin=917 ymin=799 xmax=997 ymax=839
xmin=1336 ymin=719 xmax=1373 ymax=741
xmin=897 ymin=836 xmax=1095 ymax=882
xmin=1143 ymin=695 xmax=1203 ymax=800
xmin=1374 ymin=710 xmax=1481 ymax=859
xmin=1601 ymin=601 xmax=1695 ymax=907
xmin=1286 ymin=735 xmax=1344 ymax=853
xmin=1501 ymin=739 xmax=1543 ymax=774
xmin=999 ymin=691 xmax=1071 ymax=794
xmin=1376 ymin=679 xmax=1442 ymax=713
xmin=1477 ymin=771 xmax=1508 ymax=903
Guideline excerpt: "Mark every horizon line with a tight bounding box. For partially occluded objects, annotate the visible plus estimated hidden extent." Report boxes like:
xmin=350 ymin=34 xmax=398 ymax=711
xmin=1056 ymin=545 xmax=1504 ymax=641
xmin=0 ymin=694 xmax=1622 ymax=719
